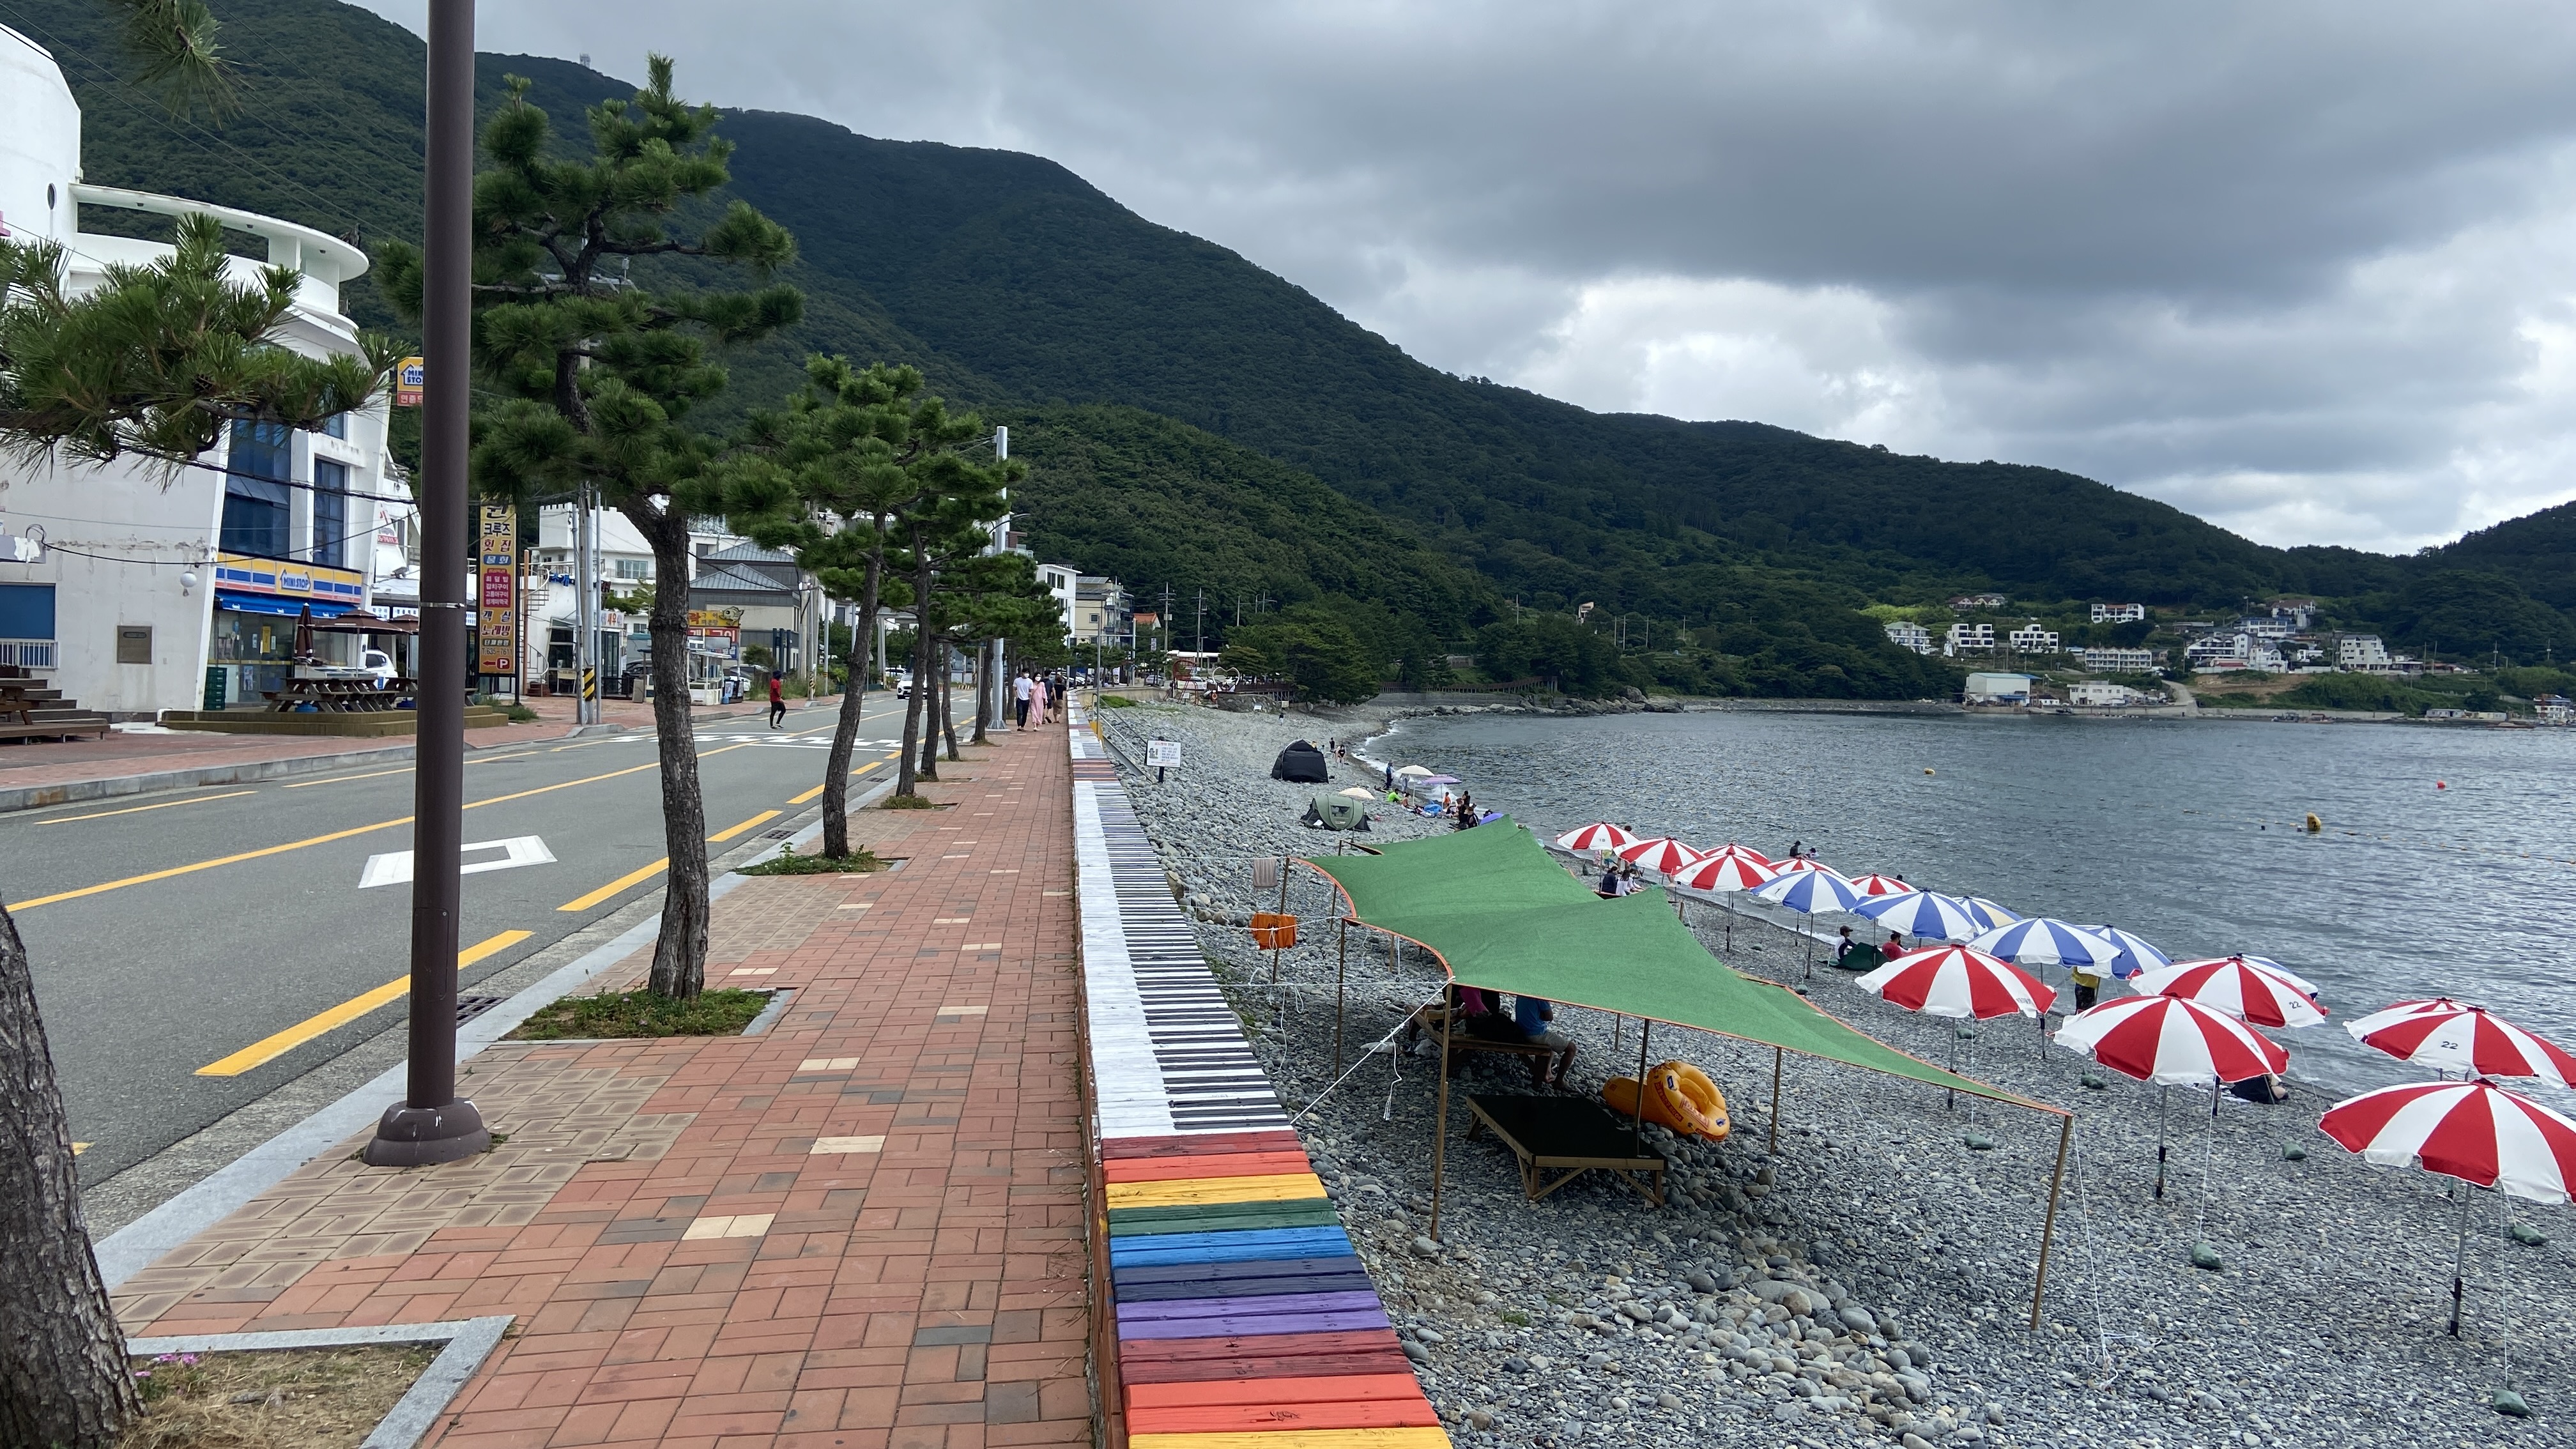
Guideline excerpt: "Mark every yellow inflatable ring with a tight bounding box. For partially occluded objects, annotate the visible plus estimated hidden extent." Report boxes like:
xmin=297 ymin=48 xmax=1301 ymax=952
xmin=1603 ymin=1063 xmax=1731 ymax=1140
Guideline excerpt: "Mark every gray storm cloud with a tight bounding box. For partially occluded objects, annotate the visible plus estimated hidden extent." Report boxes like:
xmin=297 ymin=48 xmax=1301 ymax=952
xmin=356 ymin=0 xmax=2576 ymax=550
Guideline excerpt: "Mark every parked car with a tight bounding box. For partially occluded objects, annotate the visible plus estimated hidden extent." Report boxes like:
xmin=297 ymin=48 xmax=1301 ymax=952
xmin=360 ymin=648 xmax=395 ymax=684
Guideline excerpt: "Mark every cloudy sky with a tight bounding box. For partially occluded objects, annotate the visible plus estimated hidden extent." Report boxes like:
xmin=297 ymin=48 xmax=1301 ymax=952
xmin=360 ymin=1 xmax=2576 ymax=553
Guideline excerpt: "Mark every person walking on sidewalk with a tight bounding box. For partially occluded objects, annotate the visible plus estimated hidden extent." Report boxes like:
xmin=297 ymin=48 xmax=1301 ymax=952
xmin=1015 ymin=671 xmax=1034 ymax=726
xmin=767 ymin=671 xmax=787 ymax=729
xmin=1031 ymin=673 xmax=1050 ymax=726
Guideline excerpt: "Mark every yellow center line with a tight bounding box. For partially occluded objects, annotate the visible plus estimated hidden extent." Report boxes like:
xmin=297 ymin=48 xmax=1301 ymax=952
xmin=792 ymin=754 xmax=891 ymax=804
xmin=282 ymin=765 xmax=414 ymax=789
xmin=709 ymin=809 xmax=781 ymax=843
xmin=194 ymin=929 xmax=534 ymax=1077
xmin=35 ymin=790 xmax=257 ymax=824
xmin=16 ymin=743 xmax=753 ymax=912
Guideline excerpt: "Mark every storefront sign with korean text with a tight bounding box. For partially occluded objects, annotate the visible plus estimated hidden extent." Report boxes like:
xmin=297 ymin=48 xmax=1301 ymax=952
xmin=477 ymin=505 xmax=518 ymax=676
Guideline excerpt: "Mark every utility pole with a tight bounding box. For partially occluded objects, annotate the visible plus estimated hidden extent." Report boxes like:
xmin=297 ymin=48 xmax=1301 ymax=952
xmin=1195 ymin=587 xmax=1206 ymax=661
xmin=574 ymin=483 xmax=597 ymax=725
xmin=367 ymin=0 xmax=484 ymax=1167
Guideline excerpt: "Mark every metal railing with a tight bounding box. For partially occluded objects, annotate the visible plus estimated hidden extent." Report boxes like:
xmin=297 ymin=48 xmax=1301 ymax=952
xmin=0 ymin=639 xmax=58 ymax=670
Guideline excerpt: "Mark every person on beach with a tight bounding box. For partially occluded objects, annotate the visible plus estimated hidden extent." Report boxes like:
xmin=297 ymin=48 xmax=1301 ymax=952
xmin=1886 ymin=930 xmax=1909 ymax=960
xmin=2069 ymin=960 xmax=2104 ymax=1012
xmin=1514 ymin=994 xmax=1577 ymax=1086
xmin=1453 ymin=789 xmax=1476 ymax=830
xmin=1384 ymin=760 xmax=1395 ymax=790
xmin=767 ymin=671 xmax=787 ymax=729
xmin=1787 ymin=839 xmax=1804 ymax=860
xmin=1014 ymin=671 xmax=1033 ymax=726
xmin=1833 ymin=925 xmax=1878 ymax=970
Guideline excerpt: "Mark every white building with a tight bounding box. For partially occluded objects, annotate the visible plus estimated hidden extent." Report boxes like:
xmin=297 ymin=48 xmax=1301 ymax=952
xmin=2187 ymin=631 xmax=2287 ymax=673
xmin=2068 ymin=680 xmax=2154 ymax=707
xmin=2337 ymin=634 xmax=2392 ymax=672
xmin=2073 ymin=647 xmax=2159 ymax=673
xmin=1883 ymin=620 xmax=1933 ymax=655
xmin=2008 ymin=625 xmax=2061 ymax=654
xmin=1963 ymin=671 xmax=2034 ymax=703
xmin=1943 ymin=622 xmax=1996 ymax=656
xmin=1 ymin=26 xmax=397 ymax=715
xmin=1036 ymin=562 xmax=1078 ymax=642
xmin=2089 ymin=602 xmax=2147 ymax=623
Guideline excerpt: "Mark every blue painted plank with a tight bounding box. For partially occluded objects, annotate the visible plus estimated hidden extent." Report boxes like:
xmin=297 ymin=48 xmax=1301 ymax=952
xmin=1107 ymin=1226 xmax=1353 ymax=1268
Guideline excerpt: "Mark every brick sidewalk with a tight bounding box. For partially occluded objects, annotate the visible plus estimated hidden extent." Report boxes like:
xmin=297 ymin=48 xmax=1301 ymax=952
xmin=110 ymin=725 xmax=1094 ymax=1449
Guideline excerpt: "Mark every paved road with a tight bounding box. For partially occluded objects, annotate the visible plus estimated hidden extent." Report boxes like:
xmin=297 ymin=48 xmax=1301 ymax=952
xmin=3 ymin=695 xmax=921 ymax=1184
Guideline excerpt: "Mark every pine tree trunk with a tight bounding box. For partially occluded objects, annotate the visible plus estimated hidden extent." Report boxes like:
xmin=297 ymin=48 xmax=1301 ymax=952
xmin=969 ymin=641 xmax=990 ymax=746
xmin=905 ymin=548 xmax=940 ymax=785
xmin=940 ymin=642 xmax=960 ymax=760
xmin=820 ymin=556 xmax=882 ymax=860
xmin=0 ymin=898 xmax=143 ymax=1449
xmin=633 ymin=511 xmax=709 ymax=999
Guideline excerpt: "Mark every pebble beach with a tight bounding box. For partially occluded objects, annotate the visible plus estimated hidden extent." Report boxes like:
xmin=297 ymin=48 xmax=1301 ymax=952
xmin=1091 ymin=695 xmax=2568 ymax=1449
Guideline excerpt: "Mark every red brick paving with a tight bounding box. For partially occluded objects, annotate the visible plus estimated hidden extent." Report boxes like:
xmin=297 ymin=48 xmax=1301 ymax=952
xmin=116 ymin=724 xmax=1094 ymax=1449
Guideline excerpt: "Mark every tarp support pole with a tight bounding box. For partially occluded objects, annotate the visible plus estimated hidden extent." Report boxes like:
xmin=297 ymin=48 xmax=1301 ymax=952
xmin=1271 ymin=855 xmax=1291 ymax=985
xmin=1332 ymin=916 xmax=1349 ymax=1081
xmin=1430 ymin=1004 xmax=1453 ymax=1241
xmin=2029 ymin=1112 xmax=2072 ymax=1330
xmin=1768 ymin=1046 xmax=1783 ymax=1154
xmin=1632 ymin=1020 xmax=1650 ymax=1137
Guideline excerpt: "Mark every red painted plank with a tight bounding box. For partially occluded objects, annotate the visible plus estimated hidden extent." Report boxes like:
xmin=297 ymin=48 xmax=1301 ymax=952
xmin=1127 ymin=1374 xmax=1430 ymax=1411
xmin=1103 ymin=1130 xmax=1306 ymax=1160
xmin=1126 ymin=1399 xmax=1443 ymax=1434
xmin=1115 ymin=1328 xmax=1402 ymax=1365
xmin=1119 ymin=1350 xmax=1418 ymax=1386
xmin=1103 ymin=1150 xmax=1316 ymax=1184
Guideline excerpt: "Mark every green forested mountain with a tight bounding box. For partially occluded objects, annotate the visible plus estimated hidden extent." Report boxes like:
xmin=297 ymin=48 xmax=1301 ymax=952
xmin=13 ymin=0 xmax=2572 ymax=692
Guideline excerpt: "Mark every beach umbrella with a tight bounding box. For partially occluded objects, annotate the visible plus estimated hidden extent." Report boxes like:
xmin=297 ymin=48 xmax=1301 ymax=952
xmin=1393 ymin=764 xmax=1434 ymax=778
xmin=1972 ymin=918 xmax=2121 ymax=970
xmin=2136 ymin=957 xmax=2327 ymax=1029
xmin=1844 ymin=873 xmax=1917 ymax=897
xmin=1859 ymin=946 xmax=2051 ymax=1020
xmin=2320 ymin=1079 xmax=2576 ymax=1333
xmin=1556 ymin=822 xmax=1638 ymax=853
xmin=1671 ymin=852 xmax=1776 ymax=892
xmin=2230 ymin=954 xmax=2322 ymax=997
xmin=1855 ymin=891 xmax=1986 ymax=944
xmin=1336 ymin=786 xmax=1376 ymax=799
xmin=1414 ymin=774 xmax=1461 ymax=786
xmin=2346 ymin=1002 xmax=2576 ymax=1089
xmin=1959 ymin=896 xmax=2023 ymax=930
xmin=1752 ymin=866 xmax=1865 ymax=914
xmin=1700 ymin=842 xmax=1775 ymax=868
xmin=2057 ymin=993 xmax=2290 ymax=1199
xmin=1617 ymin=837 xmax=1706 ymax=875
xmin=1777 ymin=855 xmax=1840 ymax=876
xmin=2084 ymin=925 xmax=2172 ymax=980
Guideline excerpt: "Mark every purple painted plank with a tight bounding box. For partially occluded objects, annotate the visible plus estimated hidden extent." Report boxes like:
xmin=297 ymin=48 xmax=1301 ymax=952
xmin=1117 ymin=1290 xmax=1382 ymax=1324
xmin=1118 ymin=1307 xmax=1392 ymax=1341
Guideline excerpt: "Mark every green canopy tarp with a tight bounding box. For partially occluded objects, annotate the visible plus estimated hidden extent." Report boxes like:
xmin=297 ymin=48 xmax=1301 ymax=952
xmin=1305 ymin=818 xmax=2030 ymax=1105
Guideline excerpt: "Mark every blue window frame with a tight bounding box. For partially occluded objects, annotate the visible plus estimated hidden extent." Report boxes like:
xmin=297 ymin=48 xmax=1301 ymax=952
xmin=312 ymin=458 xmax=349 ymax=566
xmin=222 ymin=420 xmax=293 ymax=558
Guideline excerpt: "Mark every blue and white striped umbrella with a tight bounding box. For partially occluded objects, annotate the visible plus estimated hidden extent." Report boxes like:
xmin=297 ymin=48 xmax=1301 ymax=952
xmin=1961 ymin=896 xmax=2023 ymax=930
xmin=2084 ymin=925 xmax=2172 ymax=980
xmin=1855 ymin=891 xmax=1986 ymax=942
xmin=1752 ymin=867 xmax=1867 ymax=916
xmin=1970 ymin=917 xmax=2122 ymax=969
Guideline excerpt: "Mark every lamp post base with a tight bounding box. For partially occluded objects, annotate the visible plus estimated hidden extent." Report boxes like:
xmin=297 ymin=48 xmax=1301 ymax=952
xmin=361 ymin=1099 xmax=489 ymax=1167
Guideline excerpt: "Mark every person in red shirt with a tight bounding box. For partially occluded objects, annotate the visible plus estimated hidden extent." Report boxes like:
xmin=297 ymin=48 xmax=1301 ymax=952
xmin=767 ymin=672 xmax=786 ymax=729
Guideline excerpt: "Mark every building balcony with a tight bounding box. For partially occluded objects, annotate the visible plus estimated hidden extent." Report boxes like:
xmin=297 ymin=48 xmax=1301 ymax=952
xmin=65 ymin=184 xmax=366 ymax=337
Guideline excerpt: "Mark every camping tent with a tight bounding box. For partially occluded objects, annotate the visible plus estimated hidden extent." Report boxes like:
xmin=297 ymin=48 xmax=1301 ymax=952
xmin=1304 ymin=795 xmax=1371 ymax=831
xmin=1271 ymin=739 xmax=1330 ymax=783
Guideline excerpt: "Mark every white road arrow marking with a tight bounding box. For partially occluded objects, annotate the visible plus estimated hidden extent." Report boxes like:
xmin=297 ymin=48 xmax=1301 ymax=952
xmin=359 ymin=835 xmax=558 ymax=889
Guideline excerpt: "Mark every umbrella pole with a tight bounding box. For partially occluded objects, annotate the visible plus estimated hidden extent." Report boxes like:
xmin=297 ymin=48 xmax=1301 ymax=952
xmin=1430 ymin=1002 xmax=1453 ymax=1241
xmin=1768 ymin=1046 xmax=1784 ymax=1154
xmin=1332 ymin=916 xmax=1348 ymax=1080
xmin=2448 ymin=1185 xmax=2471 ymax=1338
xmin=2155 ymin=1085 xmax=2169 ymax=1201
xmin=2030 ymin=1112 xmax=2073 ymax=1330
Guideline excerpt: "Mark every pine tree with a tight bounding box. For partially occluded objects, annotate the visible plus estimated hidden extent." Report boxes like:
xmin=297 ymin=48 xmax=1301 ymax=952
xmin=0 ymin=208 xmax=392 ymax=1449
xmin=377 ymin=59 xmax=799 ymax=997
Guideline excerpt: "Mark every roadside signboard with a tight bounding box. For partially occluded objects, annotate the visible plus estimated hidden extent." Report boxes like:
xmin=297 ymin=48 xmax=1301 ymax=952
xmin=477 ymin=505 xmax=517 ymax=677
xmin=394 ymin=356 xmax=424 ymax=407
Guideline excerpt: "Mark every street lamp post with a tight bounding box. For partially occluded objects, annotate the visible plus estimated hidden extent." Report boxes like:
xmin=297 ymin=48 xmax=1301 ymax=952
xmin=366 ymin=0 xmax=487 ymax=1167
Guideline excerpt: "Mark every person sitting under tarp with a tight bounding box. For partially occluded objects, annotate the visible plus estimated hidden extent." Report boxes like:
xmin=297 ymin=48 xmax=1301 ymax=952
xmin=1514 ymin=993 xmax=1577 ymax=1086
xmin=1831 ymin=926 xmax=1886 ymax=971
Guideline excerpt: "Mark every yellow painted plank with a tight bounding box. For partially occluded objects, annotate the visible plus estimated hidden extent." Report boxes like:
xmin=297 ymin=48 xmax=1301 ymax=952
xmin=1104 ymin=1172 xmax=1328 ymax=1209
xmin=1130 ymin=1429 xmax=1451 ymax=1449
xmin=195 ymin=930 xmax=533 ymax=1077
xmin=37 ymin=790 xmax=256 ymax=824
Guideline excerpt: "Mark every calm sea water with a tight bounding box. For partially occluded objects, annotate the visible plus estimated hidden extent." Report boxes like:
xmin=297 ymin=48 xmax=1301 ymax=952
xmin=1375 ymin=708 xmax=2576 ymax=1094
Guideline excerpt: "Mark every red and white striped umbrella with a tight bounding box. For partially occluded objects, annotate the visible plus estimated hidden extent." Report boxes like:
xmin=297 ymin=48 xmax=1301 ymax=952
xmin=2320 ymin=1080 xmax=2576 ymax=1204
xmin=2054 ymin=994 xmax=2289 ymax=1085
xmin=1777 ymin=855 xmax=1839 ymax=876
xmin=1617 ymin=836 xmax=1705 ymax=875
xmin=1700 ymin=842 xmax=1775 ymax=868
xmin=1556 ymin=822 xmax=1639 ymax=852
xmin=1670 ymin=852 xmax=1777 ymax=893
xmin=1843 ymin=873 xmax=1917 ymax=897
xmin=1857 ymin=945 xmax=2053 ymax=1020
xmin=2345 ymin=1001 xmax=2576 ymax=1088
xmin=2135 ymin=957 xmax=2328 ymax=1029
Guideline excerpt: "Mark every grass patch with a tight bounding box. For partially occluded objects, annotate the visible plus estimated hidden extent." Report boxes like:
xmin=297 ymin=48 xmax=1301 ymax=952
xmin=1094 ymin=692 xmax=1140 ymax=708
xmin=1499 ymin=1309 xmax=1531 ymax=1326
xmin=739 ymin=846 xmax=885 ymax=876
xmin=880 ymin=793 xmax=946 ymax=809
xmin=507 ymin=988 xmax=771 ymax=1040
xmin=122 ymin=1345 xmax=436 ymax=1449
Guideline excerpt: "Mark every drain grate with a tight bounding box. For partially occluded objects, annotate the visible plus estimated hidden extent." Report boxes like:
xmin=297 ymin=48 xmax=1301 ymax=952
xmin=456 ymin=994 xmax=507 ymax=1025
xmin=761 ymin=828 xmax=795 ymax=840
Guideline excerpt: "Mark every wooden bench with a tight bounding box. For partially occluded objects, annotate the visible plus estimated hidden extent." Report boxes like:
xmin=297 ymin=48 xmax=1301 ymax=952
xmin=1401 ymin=1004 xmax=1570 ymax=1085
xmin=1464 ymin=1092 xmax=1668 ymax=1206
xmin=0 ymin=686 xmax=108 ymax=741
xmin=264 ymin=677 xmax=414 ymax=712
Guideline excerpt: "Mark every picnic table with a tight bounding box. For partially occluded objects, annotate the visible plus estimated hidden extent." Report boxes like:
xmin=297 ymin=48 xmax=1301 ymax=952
xmin=0 ymin=684 xmax=34 ymax=725
xmin=1464 ymin=1092 xmax=1668 ymax=1206
xmin=264 ymin=677 xmax=415 ymax=712
xmin=1401 ymin=1001 xmax=1565 ymax=1085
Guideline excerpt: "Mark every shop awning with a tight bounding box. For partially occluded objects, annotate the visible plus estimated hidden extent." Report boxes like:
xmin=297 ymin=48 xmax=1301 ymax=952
xmin=1305 ymin=819 xmax=2028 ymax=1104
xmin=215 ymin=591 xmax=355 ymax=619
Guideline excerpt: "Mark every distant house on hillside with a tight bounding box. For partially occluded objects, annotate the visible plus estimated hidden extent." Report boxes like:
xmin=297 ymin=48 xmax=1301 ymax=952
xmin=1883 ymin=620 xmax=1933 ymax=655
xmin=2336 ymin=634 xmax=2392 ymax=672
xmin=1943 ymin=622 xmax=1996 ymax=656
xmin=2073 ymin=647 xmax=2158 ymax=673
xmin=2008 ymin=625 xmax=2061 ymax=654
xmin=1949 ymin=593 xmax=2009 ymax=610
xmin=2089 ymin=602 xmax=2147 ymax=623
